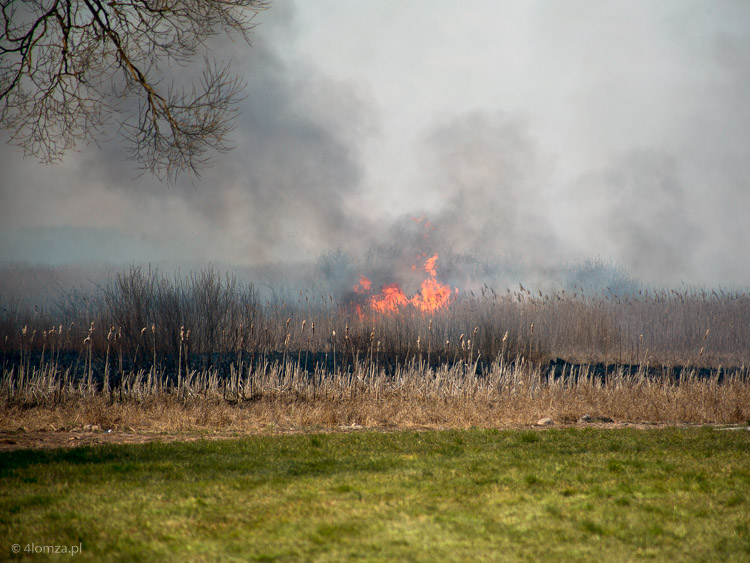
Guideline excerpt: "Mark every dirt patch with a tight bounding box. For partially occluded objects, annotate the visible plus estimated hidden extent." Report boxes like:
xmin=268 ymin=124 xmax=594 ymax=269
xmin=2 ymin=422 xmax=745 ymax=452
xmin=0 ymin=429 xmax=248 ymax=452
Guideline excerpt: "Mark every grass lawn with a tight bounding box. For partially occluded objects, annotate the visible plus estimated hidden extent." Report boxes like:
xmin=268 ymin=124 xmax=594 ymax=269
xmin=1 ymin=427 xmax=749 ymax=561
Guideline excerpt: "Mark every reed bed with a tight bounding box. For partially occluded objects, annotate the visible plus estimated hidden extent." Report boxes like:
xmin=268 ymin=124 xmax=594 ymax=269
xmin=1 ymin=357 xmax=748 ymax=432
xmin=1 ymin=265 xmax=748 ymax=432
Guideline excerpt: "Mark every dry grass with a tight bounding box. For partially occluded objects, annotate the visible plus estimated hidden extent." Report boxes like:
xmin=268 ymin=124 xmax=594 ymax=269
xmin=2 ymin=265 xmax=749 ymax=434
xmin=2 ymin=360 xmax=748 ymax=433
xmin=3 ymin=266 xmax=748 ymax=376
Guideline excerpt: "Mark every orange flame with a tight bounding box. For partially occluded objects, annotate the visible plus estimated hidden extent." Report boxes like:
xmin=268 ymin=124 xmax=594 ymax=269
xmin=412 ymin=277 xmax=452 ymax=313
xmin=354 ymin=276 xmax=372 ymax=294
xmin=423 ymin=253 xmax=438 ymax=277
xmin=354 ymin=253 xmax=454 ymax=315
xmin=371 ymin=283 xmax=410 ymax=313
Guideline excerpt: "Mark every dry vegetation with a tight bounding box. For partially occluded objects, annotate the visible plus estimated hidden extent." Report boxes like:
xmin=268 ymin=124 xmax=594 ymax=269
xmin=1 ymin=264 xmax=749 ymax=432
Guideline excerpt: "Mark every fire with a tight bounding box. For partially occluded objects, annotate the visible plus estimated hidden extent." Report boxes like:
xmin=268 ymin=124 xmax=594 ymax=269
xmin=371 ymin=284 xmax=410 ymax=313
xmin=354 ymin=276 xmax=372 ymax=294
xmin=412 ymin=277 xmax=452 ymax=313
xmin=355 ymin=253 xmax=454 ymax=315
xmin=423 ymin=253 xmax=438 ymax=277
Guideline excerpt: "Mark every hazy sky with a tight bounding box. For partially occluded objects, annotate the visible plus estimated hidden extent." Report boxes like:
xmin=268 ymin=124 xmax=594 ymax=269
xmin=1 ymin=1 xmax=749 ymax=286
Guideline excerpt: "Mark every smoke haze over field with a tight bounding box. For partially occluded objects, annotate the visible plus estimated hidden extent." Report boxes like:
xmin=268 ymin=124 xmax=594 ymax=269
xmin=1 ymin=1 xmax=749 ymax=287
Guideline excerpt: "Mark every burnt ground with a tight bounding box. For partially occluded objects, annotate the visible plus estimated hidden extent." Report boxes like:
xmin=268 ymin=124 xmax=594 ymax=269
xmin=4 ymin=351 xmax=742 ymax=391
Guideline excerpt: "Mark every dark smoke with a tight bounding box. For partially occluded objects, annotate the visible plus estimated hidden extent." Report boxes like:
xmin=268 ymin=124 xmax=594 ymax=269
xmin=0 ymin=2 xmax=376 ymax=265
xmin=2 ymin=1 xmax=749 ymax=289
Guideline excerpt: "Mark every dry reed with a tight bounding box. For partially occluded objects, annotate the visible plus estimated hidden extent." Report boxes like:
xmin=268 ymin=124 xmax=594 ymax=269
xmin=2 ymin=265 xmax=749 ymax=433
xmin=1 ymin=359 xmax=747 ymax=432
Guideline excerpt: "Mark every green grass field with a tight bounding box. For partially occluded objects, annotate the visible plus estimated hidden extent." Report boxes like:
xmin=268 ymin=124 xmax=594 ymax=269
xmin=1 ymin=428 xmax=749 ymax=561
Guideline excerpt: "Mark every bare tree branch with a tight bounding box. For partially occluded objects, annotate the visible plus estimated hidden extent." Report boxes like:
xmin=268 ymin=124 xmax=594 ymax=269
xmin=0 ymin=0 xmax=268 ymax=182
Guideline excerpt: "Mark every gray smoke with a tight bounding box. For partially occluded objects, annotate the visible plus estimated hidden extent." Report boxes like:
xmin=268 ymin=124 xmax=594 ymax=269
xmin=417 ymin=112 xmax=557 ymax=261
xmin=0 ymin=1 xmax=376 ymax=265
xmin=576 ymin=151 xmax=702 ymax=282
xmin=2 ymin=1 xmax=749 ymax=289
